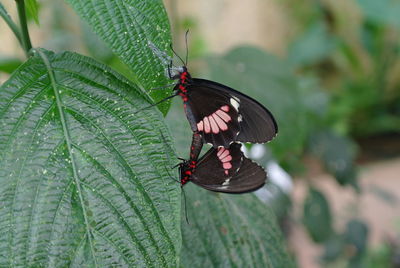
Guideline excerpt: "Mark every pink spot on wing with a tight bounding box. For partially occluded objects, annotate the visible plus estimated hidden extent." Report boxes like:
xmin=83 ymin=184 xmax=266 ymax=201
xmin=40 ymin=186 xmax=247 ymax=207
xmin=222 ymin=155 xmax=232 ymax=162
xmin=208 ymin=116 xmax=219 ymax=134
xmin=197 ymin=120 xmax=204 ymax=131
xmin=219 ymin=149 xmax=230 ymax=159
xmin=223 ymin=162 xmax=232 ymax=170
xmin=217 ymin=147 xmax=225 ymax=157
xmin=217 ymin=147 xmax=233 ymax=175
xmin=221 ymin=105 xmax=229 ymax=112
xmin=216 ymin=110 xmax=231 ymax=123
xmin=212 ymin=114 xmax=228 ymax=130
xmin=204 ymin=117 xmax=211 ymax=133
xmin=197 ymin=105 xmax=233 ymax=134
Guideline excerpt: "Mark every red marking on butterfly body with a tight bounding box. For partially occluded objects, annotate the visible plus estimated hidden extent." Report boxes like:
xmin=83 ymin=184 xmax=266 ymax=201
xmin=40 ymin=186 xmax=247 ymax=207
xmin=178 ymin=71 xmax=189 ymax=102
xmin=181 ymin=160 xmax=197 ymax=186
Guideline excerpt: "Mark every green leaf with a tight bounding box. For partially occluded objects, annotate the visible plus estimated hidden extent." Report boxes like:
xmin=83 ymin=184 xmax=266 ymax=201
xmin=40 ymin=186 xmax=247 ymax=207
xmin=206 ymin=46 xmax=309 ymax=166
xmin=26 ymin=0 xmax=40 ymax=25
xmin=0 ymin=55 xmax=23 ymax=74
xmin=344 ymin=219 xmax=369 ymax=267
xmin=303 ymin=187 xmax=334 ymax=243
xmin=0 ymin=49 xmax=180 ymax=266
xmin=65 ymin=0 xmax=173 ymax=114
xmin=344 ymin=219 xmax=369 ymax=256
xmin=180 ymin=185 xmax=294 ymax=268
xmin=308 ymin=131 xmax=359 ymax=189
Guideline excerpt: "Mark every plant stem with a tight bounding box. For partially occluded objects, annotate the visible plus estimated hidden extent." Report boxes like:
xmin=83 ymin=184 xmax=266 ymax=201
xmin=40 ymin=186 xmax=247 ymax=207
xmin=0 ymin=3 xmax=23 ymax=46
xmin=15 ymin=0 xmax=32 ymax=56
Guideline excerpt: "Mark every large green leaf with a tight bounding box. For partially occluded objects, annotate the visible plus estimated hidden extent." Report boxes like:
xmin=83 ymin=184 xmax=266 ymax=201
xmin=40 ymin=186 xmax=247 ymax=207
xmin=180 ymin=185 xmax=294 ymax=268
xmin=65 ymin=0 xmax=173 ymax=114
xmin=0 ymin=49 xmax=180 ymax=267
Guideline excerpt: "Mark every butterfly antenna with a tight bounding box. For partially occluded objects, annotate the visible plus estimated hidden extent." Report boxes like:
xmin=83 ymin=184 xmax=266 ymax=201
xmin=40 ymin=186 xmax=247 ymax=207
xmin=134 ymin=93 xmax=178 ymax=114
xmin=184 ymin=29 xmax=189 ymax=66
xmin=181 ymin=187 xmax=190 ymax=224
xmin=149 ymin=84 xmax=176 ymax=91
xmin=170 ymin=43 xmax=186 ymax=67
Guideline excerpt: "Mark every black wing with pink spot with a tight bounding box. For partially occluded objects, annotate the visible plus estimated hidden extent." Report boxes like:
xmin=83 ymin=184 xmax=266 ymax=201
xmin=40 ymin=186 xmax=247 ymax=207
xmin=185 ymin=78 xmax=278 ymax=147
xmin=190 ymin=143 xmax=266 ymax=193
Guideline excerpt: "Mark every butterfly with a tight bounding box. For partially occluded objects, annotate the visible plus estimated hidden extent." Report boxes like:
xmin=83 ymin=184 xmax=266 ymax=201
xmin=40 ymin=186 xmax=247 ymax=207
xmin=179 ymin=133 xmax=266 ymax=193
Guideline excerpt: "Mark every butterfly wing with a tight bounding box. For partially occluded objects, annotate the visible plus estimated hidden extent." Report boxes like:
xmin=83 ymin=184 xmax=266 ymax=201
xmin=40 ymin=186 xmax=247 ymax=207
xmin=188 ymin=78 xmax=278 ymax=145
xmin=191 ymin=143 xmax=266 ymax=193
xmin=192 ymin=143 xmax=243 ymax=180
xmin=184 ymin=83 xmax=240 ymax=147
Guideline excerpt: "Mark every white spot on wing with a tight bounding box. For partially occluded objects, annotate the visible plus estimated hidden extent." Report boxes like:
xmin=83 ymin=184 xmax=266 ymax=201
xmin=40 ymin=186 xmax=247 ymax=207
xmin=230 ymin=97 xmax=240 ymax=111
xmin=222 ymin=178 xmax=231 ymax=186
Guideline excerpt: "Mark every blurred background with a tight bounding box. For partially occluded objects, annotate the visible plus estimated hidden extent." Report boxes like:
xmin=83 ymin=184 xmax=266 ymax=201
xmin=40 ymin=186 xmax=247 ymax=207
xmin=1 ymin=0 xmax=400 ymax=267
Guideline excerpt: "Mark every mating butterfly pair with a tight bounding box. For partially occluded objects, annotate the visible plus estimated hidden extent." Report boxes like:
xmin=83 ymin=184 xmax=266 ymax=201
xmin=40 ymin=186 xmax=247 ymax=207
xmin=149 ymin=39 xmax=277 ymax=193
xmin=169 ymin=64 xmax=277 ymax=193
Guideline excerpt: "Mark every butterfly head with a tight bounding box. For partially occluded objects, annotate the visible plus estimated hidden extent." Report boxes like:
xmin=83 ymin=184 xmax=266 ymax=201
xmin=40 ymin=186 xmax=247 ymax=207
xmin=168 ymin=65 xmax=191 ymax=80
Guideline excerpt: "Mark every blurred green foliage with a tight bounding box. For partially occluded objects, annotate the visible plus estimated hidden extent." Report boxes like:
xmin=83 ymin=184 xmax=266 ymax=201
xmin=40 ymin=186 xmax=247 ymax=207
xmin=308 ymin=131 xmax=358 ymax=189
xmin=321 ymin=219 xmax=369 ymax=268
xmin=25 ymin=0 xmax=39 ymax=25
xmin=286 ymin=0 xmax=400 ymax=138
xmin=0 ymin=56 xmax=23 ymax=73
xmin=283 ymin=0 xmax=400 ymax=266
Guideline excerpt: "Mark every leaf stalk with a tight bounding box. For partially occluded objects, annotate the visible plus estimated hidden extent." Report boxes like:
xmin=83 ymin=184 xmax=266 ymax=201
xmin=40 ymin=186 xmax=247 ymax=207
xmin=15 ymin=0 xmax=32 ymax=57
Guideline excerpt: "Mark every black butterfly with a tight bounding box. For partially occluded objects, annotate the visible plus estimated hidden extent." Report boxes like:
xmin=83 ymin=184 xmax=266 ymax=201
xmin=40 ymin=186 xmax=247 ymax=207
xmin=180 ymin=135 xmax=266 ymax=193
xmin=171 ymin=67 xmax=278 ymax=148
